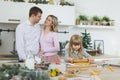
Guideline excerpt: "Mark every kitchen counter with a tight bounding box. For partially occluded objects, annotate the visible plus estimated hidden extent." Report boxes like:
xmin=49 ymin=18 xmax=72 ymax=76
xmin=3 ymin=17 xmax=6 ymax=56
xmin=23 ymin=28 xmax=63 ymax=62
xmin=92 ymin=54 xmax=120 ymax=59
xmin=0 ymin=54 xmax=120 ymax=80
xmin=52 ymin=55 xmax=120 ymax=80
xmin=99 ymin=66 xmax=120 ymax=80
xmin=92 ymin=55 xmax=120 ymax=63
xmin=0 ymin=54 xmax=18 ymax=64
xmin=51 ymin=66 xmax=120 ymax=80
xmin=51 ymin=64 xmax=120 ymax=80
xmin=0 ymin=54 xmax=18 ymax=60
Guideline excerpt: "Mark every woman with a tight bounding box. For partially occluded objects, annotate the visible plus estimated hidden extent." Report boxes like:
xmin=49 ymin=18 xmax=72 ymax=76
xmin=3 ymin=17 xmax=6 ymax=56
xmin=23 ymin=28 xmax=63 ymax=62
xmin=39 ymin=15 xmax=60 ymax=63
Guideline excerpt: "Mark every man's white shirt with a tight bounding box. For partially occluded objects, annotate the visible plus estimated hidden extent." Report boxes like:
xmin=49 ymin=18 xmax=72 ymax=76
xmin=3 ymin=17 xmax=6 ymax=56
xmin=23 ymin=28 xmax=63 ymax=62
xmin=16 ymin=20 xmax=41 ymax=60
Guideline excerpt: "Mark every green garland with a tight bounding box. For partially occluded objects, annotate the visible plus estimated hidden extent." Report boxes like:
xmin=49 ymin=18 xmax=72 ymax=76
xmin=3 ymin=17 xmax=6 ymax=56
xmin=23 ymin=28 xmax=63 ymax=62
xmin=0 ymin=64 xmax=50 ymax=80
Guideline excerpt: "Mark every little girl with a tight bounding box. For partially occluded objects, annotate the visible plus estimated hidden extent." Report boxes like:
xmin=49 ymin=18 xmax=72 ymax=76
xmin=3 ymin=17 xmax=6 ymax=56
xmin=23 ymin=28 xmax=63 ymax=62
xmin=64 ymin=34 xmax=94 ymax=63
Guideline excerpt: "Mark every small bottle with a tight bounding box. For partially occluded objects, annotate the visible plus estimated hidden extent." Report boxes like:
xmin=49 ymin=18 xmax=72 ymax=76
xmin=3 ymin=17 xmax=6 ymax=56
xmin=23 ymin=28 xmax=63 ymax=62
xmin=76 ymin=18 xmax=80 ymax=25
xmin=35 ymin=55 xmax=42 ymax=64
xmin=110 ymin=20 xmax=115 ymax=26
xmin=49 ymin=0 xmax=54 ymax=4
xmin=25 ymin=51 xmax=35 ymax=69
xmin=60 ymin=0 xmax=64 ymax=3
xmin=25 ymin=0 xmax=29 ymax=3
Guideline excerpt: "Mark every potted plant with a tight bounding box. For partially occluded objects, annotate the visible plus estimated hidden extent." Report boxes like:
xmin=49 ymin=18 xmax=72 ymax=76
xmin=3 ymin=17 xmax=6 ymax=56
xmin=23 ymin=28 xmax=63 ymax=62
xmin=79 ymin=15 xmax=88 ymax=25
xmin=97 ymin=42 xmax=102 ymax=54
xmin=58 ymin=41 xmax=69 ymax=56
xmin=92 ymin=16 xmax=101 ymax=25
xmin=101 ymin=16 xmax=111 ymax=26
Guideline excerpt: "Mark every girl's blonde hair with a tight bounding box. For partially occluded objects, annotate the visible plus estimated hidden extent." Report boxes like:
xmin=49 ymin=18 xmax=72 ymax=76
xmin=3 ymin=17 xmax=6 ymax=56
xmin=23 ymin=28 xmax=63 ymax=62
xmin=69 ymin=34 xmax=83 ymax=59
xmin=45 ymin=15 xmax=58 ymax=32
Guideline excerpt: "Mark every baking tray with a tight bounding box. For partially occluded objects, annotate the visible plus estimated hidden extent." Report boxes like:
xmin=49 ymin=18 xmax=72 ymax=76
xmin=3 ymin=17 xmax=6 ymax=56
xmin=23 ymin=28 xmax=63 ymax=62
xmin=106 ymin=59 xmax=120 ymax=67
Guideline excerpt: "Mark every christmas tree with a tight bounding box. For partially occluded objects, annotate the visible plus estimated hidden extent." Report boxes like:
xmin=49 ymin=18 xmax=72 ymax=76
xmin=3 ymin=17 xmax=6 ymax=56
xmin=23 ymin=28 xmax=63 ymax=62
xmin=81 ymin=29 xmax=93 ymax=50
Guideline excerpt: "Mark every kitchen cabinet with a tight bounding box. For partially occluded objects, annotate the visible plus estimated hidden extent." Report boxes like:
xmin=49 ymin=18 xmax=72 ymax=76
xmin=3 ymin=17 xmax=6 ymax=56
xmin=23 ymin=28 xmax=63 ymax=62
xmin=0 ymin=2 xmax=32 ymax=24
xmin=0 ymin=2 xmax=75 ymax=25
xmin=37 ymin=4 xmax=75 ymax=25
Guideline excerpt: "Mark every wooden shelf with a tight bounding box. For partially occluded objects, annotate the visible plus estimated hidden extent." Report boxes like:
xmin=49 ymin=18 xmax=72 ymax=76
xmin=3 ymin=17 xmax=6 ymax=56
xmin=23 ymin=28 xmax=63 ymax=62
xmin=76 ymin=25 xmax=115 ymax=29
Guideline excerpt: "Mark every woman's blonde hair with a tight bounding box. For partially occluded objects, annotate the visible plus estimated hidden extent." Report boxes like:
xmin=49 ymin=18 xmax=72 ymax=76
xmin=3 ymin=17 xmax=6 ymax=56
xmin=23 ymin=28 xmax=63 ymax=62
xmin=69 ymin=34 xmax=83 ymax=59
xmin=45 ymin=15 xmax=58 ymax=32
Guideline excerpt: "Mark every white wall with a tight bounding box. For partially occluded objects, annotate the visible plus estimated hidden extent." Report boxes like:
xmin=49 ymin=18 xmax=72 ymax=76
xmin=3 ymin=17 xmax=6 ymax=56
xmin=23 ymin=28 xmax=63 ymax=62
xmin=58 ymin=0 xmax=120 ymax=56
xmin=0 ymin=0 xmax=120 ymax=56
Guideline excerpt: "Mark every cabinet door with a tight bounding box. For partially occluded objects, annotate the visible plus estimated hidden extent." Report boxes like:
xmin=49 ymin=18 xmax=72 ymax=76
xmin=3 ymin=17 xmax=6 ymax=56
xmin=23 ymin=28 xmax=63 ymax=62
xmin=0 ymin=2 xmax=33 ymax=23
xmin=0 ymin=2 xmax=75 ymax=25
xmin=37 ymin=4 xmax=75 ymax=25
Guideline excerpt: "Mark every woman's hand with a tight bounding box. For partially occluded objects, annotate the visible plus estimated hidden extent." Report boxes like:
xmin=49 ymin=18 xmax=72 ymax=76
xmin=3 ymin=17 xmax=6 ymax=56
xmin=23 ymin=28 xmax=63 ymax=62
xmin=38 ymin=50 xmax=44 ymax=56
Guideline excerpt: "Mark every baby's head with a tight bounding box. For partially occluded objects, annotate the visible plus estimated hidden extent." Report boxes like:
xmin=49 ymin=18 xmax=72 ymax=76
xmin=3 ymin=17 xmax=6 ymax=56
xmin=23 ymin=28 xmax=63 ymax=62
xmin=69 ymin=34 xmax=83 ymax=51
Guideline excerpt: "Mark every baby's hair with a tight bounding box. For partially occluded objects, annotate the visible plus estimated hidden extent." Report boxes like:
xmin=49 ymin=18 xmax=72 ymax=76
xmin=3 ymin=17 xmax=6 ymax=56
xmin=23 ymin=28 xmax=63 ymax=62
xmin=69 ymin=34 xmax=83 ymax=58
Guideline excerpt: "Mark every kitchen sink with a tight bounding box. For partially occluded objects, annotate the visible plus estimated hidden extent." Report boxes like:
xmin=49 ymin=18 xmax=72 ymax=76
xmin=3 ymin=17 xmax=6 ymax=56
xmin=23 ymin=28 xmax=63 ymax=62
xmin=0 ymin=54 xmax=18 ymax=58
xmin=0 ymin=54 xmax=18 ymax=61
xmin=0 ymin=60 xmax=18 ymax=63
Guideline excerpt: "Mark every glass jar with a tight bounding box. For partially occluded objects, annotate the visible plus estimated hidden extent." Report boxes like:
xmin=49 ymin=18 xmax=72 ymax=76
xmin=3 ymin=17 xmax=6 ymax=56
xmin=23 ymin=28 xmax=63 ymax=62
xmin=25 ymin=51 xmax=35 ymax=69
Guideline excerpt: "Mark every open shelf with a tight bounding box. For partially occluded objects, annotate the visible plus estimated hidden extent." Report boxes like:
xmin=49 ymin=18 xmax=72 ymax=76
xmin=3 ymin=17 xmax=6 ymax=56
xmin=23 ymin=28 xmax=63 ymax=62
xmin=76 ymin=25 xmax=115 ymax=29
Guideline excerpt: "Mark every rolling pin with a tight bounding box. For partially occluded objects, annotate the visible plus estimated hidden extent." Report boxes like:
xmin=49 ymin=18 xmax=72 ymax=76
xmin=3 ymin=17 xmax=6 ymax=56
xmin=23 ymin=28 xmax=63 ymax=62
xmin=67 ymin=63 xmax=97 ymax=68
xmin=72 ymin=58 xmax=89 ymax=63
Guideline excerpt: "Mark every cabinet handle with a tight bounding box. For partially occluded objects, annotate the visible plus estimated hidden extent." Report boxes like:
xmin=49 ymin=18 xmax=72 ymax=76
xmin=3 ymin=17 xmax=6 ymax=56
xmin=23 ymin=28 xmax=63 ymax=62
xmin=58 ymin=21 xmax=62 ymax=23
xmin=8 ymin=19 xmax=20 ymax=22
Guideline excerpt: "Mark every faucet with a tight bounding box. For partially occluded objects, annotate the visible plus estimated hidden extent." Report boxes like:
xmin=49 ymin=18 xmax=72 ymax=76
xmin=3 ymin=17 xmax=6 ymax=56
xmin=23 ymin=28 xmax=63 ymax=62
xmin=0 ymin=31 xmax=1 ymax=46
xmin=10 ymin=29 xmax=17 ymax=55
xmin=10 ymin=40 xmax=17 ymax=55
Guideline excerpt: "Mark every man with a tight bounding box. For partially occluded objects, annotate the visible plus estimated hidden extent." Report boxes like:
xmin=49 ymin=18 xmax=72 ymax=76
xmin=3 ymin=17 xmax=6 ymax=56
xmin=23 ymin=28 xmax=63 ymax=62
xmin=16 ymin=6 xmax=43 ymax=61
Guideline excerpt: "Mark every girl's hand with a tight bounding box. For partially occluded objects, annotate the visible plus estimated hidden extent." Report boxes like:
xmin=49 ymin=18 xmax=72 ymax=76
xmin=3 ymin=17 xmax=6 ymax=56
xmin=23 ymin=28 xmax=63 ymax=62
xmin=88 ymin=57 xmax=94 ymax=64
xmin=67 ymin=57 xmax=73 ymax=63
